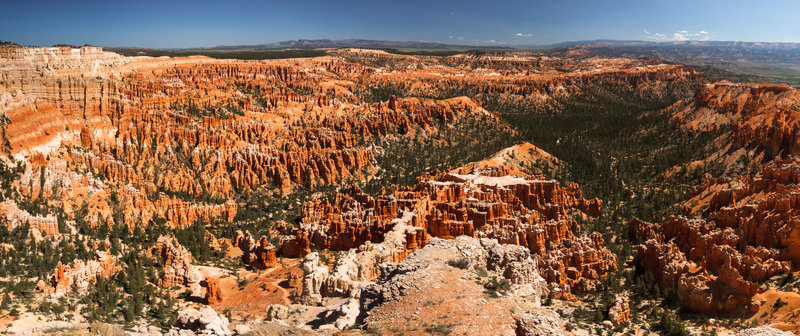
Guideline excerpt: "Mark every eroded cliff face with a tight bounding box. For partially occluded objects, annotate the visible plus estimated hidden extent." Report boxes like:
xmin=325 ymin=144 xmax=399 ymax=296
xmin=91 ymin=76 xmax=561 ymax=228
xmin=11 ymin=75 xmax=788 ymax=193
xmin=148 ymin=235 xmax=201 ymax=288
xmin=361 ymin=51 xmax=701 ymax=102
xmin=0 ymin=199 xmax=57 ymax=235
xmin=48 ymin=250 xmax=118 ymax=296
xmin=0 ymin=46 xmax=534 ymax=234
xmin=280 ymin=143 xmax=616 ymax=298
xmin=672 ymin=82 xmax=800 ymax=161
xmin=233 ymin=230 xmax=277 ymax=270
xmin=0 ymin=45 xmax=703 ymax=236
xmin=0 ymin=46 xmax=714 ymax=333
xmin=632 ymin=157 xmax=800 ymax=314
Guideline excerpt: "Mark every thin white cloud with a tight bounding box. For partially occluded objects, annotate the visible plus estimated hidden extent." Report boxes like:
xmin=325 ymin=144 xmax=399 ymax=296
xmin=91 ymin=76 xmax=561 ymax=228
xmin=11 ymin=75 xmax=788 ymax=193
xmin=672 ymin=32 xmax=690 ymax=41
xmin=646 ymin=32 xmax=667 ymax=40
xmin=515 ymin=33 xmax=533 ymax=37
xmin=646 ymin=29 xmax=711 ymax=41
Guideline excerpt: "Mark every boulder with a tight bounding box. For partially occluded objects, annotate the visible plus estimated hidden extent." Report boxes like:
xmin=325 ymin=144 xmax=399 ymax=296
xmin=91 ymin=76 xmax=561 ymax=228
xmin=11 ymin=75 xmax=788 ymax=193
xmin=176 ymin=306 xmax=232 ymax=336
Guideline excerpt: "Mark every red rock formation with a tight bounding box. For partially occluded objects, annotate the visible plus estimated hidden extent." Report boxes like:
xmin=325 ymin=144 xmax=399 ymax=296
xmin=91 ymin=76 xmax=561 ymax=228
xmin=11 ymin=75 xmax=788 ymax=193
xmin=148 ymin=235 xmax=201 ymax=288
xmin=0 ymin=199 xmax=58 ymax=235
xmin=631 ymin=157 xmax=800 ymax=314
xmin=280 ymin=145 xmax=615 ymax=296
xmin=673 ymin=82 xmax=800 ymax=158
xmin=608 ymin=294 xmax=631 ymax=326
xmin=0 ymin=45 xmax=702 ymax=238
xmin=51 ymin=251 xmax=118 ymax=295
xmin=204 ymin=276 xmax=223 ymax=305
xmin=234 ymin=230 xmax=277 ymax=269
xmin=536 ymin=233 xmax=617 ymax=295
xmin=287 ymin=267 xmax=304 ymax=298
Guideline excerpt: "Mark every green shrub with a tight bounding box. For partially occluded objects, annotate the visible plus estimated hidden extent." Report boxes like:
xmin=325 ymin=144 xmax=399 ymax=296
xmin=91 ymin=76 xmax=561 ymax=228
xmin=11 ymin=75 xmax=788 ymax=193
xmin=446 ymin=259 xmax=469 ymax=269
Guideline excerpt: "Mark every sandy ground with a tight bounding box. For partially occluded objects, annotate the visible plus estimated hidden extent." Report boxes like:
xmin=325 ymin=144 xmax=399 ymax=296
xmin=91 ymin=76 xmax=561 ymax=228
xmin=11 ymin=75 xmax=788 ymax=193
xmin=362 ymin=243 xmax=544 ymax=335
xmin=747 ymin=289 xmax=800 ymax=334
xmin=198 ymin=257 xmax=302 ymax=325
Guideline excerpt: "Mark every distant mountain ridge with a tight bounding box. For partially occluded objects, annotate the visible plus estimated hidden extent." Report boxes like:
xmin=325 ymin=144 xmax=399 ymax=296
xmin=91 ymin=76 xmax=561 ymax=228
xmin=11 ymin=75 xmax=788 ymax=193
xmin=102 ymin=38 xmax=800 ymax=87
xmin=526 ymin=40 xmax=800 ymax=50
xmin=193 ymin=39 xmax=800 ymax=52
xmin=200 ymin=39 xmax=490 ymax=51
xmin=546 ymin=40 xmax=800 ymax=87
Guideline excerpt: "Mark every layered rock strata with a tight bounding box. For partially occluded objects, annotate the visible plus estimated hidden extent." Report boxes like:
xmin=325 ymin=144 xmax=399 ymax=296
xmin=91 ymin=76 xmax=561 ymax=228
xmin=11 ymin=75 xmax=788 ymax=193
xmin=282 ymin=144 xmax=616 ymax=297
xmin=204 ymin=276 xmax=223 ymax=305
xmin=148 ymin=235 xmax=201 ymax=288
xmin=0 ymin=46 xmax=702 ymax=235
xmin=608 ymin=294 xmax=631 ymax=326
xmin=233 ymin=230 xmax=277 ymax=270
xmin=632 ymin=157 xmax=800 ymax=314
xmin=50 ymin=250 xmax=118 ymax=296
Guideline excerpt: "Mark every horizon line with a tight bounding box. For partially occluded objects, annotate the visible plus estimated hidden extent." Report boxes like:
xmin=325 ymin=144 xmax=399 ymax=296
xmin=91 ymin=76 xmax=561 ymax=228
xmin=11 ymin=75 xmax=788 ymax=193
xmin=4 ymin=38 xmax=800 ymax=50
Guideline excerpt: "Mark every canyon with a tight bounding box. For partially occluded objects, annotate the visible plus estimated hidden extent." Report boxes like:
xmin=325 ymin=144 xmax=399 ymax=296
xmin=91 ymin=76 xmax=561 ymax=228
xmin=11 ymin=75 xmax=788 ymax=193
xmin=631 ymin=82 xmax=800 ymax=332
xmin=279 ymin=142 xmax=615 ymax=299
xmin=0 ymin=44 xmax=797 ymax=336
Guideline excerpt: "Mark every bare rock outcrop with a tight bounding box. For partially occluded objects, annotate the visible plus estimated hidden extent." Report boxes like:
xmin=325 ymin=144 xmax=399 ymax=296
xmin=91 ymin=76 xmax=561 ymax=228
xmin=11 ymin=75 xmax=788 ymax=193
xmin=358 ymin=237 xmax=560 ymax=335
xmin=234 ymin=230 xmax=277 ymax=270
xmin=320 ymin=211 xmax=428 ymax=298
xmin=608 ymin=294 xmax=631 ymax=326
xmin=204 ymin=276 xmax=223 ymax=305
xmin=515 ymin=310 xmax=566 ymax=336
xmin=298 ymin=253 xmax=329 ymax=306
xmin=149 ymin=235 xmax=201 ymax=288
xmin=632 ymin=157 xmax=800 ymax=314
xmin=174 ymin=306 xmax=231 ymax=336
xmin=0 ymin=199 xmax=58 ymax=235
xmin=734 ymin=327 xmax=794 ymax=336
xmin=361 ymin=237 xmax=548 ymax=313
xmin=51 ymin=250 xmax=118 ymax=296
xmin=281 ymin=145 xmax=616 ymax=297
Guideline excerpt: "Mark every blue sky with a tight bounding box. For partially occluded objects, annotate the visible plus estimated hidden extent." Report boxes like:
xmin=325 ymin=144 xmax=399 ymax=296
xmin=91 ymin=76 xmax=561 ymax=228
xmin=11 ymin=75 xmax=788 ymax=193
xmin=2 ymin=0 xmax=799 ymax=48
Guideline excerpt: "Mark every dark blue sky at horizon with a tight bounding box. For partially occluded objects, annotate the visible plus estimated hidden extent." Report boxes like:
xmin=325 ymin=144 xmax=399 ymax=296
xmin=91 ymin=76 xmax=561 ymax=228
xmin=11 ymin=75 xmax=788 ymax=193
xmin=2 ymin=0 xmax=799 ymax=48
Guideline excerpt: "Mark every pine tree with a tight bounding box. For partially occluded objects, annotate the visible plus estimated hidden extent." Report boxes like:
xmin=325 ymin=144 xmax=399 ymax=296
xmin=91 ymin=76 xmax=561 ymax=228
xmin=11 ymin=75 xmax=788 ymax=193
xmin=123 ymin=304 xmax=134 ymax=323
xmin=0 ymin=292 xmax=10 ymax=310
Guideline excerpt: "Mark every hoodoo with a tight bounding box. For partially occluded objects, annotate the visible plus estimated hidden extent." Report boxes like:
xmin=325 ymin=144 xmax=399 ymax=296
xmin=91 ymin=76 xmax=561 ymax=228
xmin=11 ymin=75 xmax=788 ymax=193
xmin=1 ymin=10 xmax=798 ymax=333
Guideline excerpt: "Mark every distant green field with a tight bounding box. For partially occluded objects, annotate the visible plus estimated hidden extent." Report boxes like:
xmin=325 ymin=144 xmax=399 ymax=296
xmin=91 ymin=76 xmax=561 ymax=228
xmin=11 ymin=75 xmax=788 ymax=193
xmin=645 ymin=60 xmax=800 ymax=88
xmin=727 ymin=61 xmax=800 ymax=87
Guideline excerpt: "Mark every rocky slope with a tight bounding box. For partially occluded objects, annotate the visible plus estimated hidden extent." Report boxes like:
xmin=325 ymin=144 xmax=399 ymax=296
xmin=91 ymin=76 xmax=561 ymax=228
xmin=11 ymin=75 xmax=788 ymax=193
xmin=280 ymin=143 xmax=615 ymax=300
xmin=632 ymin=157 xmax=800 ymax=315
xmin=268 ymin=235 xmax=571 ymax=335
xmin=149 ymin=235 xmax=202 ymax=288
xmin=668 ymin=81 xmax=800 ymax=174
xmin=359 ymin=236 xmax=565 ymax=336
xmin=8 ymin=45 xmax=773 ymax=335
xmin=620 ymin=81 xmax=800 ymax=334
xmin=48 ymin=251 xmax=119 ymax=296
